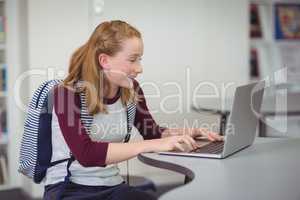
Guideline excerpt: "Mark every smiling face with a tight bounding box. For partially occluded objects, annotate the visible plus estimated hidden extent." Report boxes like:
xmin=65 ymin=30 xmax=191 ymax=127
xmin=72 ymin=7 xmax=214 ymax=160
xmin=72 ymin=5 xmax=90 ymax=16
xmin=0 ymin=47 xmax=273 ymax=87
xmin=99 ymin=37 xmax=144 ymax=89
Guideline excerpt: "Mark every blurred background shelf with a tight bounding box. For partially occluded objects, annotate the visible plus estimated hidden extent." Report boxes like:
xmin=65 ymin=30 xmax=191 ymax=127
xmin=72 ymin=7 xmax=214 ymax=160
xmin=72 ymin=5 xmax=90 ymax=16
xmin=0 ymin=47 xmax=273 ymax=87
xmin=0 ymin=0 xmax=8 ymax=189
xmin=249 ymin=0 xmax=300 ymax=88
xmin=0 ymin=133 xmax=7 ymax=145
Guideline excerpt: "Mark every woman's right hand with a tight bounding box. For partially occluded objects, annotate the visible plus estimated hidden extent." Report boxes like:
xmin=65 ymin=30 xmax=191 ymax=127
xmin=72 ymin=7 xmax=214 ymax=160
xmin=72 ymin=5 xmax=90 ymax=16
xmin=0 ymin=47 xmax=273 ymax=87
xmin=152 ymin=135 xmax=200 ymax=153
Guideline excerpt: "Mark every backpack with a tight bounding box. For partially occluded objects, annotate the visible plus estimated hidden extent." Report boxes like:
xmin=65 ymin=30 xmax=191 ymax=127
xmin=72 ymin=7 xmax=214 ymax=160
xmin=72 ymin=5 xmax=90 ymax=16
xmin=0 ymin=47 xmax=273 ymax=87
xmin=18 ymin=79 xmax=136 ymax=183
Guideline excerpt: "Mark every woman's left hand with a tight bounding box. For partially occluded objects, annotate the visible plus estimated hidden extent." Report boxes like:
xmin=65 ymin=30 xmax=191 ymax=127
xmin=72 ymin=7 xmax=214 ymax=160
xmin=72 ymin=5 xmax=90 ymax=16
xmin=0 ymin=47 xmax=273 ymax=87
xmin=162 ymin=128 xmax=224 ymax=142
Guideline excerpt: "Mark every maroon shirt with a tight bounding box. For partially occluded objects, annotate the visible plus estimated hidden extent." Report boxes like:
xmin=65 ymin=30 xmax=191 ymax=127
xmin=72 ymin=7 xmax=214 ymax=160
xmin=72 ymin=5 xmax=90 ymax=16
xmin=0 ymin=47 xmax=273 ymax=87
xmin=54 ymin=80 xmax=165 ymax=167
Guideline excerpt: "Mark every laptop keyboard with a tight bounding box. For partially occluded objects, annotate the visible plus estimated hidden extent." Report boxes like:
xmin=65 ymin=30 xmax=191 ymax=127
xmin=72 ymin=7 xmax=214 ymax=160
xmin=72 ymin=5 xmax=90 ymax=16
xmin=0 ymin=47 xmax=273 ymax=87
xmin=192 ymin=141 xmax=225 ymax=154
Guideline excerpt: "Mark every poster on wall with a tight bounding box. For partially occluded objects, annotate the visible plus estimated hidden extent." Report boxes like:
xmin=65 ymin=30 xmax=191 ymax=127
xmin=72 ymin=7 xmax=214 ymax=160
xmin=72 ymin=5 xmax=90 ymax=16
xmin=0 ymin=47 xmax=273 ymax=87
xmin=274 ymin=3 xmax=300 ymax=39
xmin=250 ymin=48 xmax=260 ymax=79
xmin=250 ymin=4 xmax=263 ymax=38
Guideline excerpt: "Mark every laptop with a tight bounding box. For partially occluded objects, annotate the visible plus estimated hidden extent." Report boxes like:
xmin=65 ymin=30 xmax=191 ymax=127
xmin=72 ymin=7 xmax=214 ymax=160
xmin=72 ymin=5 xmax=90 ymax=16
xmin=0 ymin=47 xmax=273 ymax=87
xmin=159 ymin=81 xmax=265 ymax=159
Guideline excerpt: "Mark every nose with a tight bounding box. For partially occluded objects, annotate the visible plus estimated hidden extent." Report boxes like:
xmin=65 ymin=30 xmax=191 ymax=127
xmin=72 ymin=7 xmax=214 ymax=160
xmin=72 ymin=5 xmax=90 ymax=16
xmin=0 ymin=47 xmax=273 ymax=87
xmin=135 ymin=64 xmax=143 ymax=74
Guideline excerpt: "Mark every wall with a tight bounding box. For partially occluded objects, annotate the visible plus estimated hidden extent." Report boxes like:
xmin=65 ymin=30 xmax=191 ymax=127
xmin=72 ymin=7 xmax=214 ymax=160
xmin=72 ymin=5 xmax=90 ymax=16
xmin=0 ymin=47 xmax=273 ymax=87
xmin=6 ymin=0 xmax=29 ymax=190
xmin=26 ymin=0 xmax=89 ymax=198
xmin=92 ymin=0 xmax=249 ymax=127
xmin=27 ymin=0 xmax=90 ymax=93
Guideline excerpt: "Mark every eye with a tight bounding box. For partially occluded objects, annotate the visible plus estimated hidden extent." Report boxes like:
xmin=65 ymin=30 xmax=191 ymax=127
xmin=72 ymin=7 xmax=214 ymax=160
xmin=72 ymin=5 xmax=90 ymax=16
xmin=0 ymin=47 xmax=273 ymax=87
xmin=129 ymin=57 xmax=142 ymax=63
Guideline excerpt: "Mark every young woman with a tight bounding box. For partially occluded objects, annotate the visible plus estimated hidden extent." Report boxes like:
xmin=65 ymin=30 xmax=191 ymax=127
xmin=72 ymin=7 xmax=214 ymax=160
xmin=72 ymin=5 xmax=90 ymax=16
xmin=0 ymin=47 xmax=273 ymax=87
xmin=43 ymin=20 xmax=222 ymax=200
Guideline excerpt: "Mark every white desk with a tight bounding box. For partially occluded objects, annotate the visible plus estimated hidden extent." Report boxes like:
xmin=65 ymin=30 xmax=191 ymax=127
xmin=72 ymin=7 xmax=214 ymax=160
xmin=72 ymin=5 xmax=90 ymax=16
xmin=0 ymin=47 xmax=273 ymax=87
xmin=138 ymin=138 xmax=300 ymax=200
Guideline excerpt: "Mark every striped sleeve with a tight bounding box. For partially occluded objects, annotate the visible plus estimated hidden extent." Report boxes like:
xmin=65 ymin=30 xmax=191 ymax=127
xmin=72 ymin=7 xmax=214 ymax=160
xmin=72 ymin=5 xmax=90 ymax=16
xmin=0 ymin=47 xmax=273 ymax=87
xmin=133 ymin=80 xmax=167 ymax=140
xmin=54 ymin=86 xmax=109 ymax=167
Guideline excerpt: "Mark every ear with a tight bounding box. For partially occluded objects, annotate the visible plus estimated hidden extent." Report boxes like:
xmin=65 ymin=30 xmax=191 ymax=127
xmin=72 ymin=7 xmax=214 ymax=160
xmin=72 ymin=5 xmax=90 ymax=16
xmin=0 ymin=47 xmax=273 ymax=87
xmin=98 ymin=53 xmax=110 ymax=70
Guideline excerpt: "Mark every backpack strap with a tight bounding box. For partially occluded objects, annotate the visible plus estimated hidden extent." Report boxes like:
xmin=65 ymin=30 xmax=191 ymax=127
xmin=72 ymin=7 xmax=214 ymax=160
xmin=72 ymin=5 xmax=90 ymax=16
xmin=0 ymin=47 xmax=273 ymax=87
xmin=124 ymin=101 xmax=137 ymax=143
xmin=56 ymin=153 xmax=75 ymax=200
xmin=124 ymin=101 xmax=137 ymax=185
xmin=78 ymin=91 xmax=93 ymax=131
